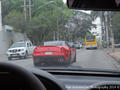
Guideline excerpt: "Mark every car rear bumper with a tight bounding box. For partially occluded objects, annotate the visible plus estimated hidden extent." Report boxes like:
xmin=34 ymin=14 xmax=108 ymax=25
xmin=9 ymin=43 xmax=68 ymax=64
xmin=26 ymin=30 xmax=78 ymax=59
xmin=33 ymin=52 xmax=64 ymax=56
xmin=33 ymin=56 xmax=68 ymax=65
xmin=85 ymin=45 xmax=97 ymax=49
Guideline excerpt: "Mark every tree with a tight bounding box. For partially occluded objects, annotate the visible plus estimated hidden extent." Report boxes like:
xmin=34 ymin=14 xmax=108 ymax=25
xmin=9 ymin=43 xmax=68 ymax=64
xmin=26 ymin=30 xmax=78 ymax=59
xmin=66 ymin=11 xmax=96 ymax=41
xmin=3 ymin=0 xmax=73 ymax=43
xmin=112 ymin=12 xmax=120 ymax=43
xmin=91 ymin=11 xmax=110 ymax=47
xmin=2 ymin=0 xmax=95 ymax=43
xmin=4 ymin=11 xmax=26 ymax=33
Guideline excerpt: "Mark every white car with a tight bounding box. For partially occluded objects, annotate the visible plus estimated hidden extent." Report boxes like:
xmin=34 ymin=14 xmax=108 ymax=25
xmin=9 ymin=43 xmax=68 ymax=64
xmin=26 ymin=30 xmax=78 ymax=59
xmin=6 ymin=41 xmax=35 ymax=60
xmin=75 ymin=43 xmax=83 ymax=49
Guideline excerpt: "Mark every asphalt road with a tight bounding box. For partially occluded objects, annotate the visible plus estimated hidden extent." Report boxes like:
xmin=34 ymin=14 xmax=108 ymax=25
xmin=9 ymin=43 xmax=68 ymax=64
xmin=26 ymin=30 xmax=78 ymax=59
xmin=0 ymin=49 xmax=119 ymax=70
xmin=73 ymin=49 xmax=119 ymax=70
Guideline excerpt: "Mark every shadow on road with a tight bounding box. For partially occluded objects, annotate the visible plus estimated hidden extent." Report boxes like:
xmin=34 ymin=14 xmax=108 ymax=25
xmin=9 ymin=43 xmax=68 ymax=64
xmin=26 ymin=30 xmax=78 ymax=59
xmin=34 ymin=61 xmax=81 ymax=68
xmin=9 ymin=56 xmax=32 ymax=61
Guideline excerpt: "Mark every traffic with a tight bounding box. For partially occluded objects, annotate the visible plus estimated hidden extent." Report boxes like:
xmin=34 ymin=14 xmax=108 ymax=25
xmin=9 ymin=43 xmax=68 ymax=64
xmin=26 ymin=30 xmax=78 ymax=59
xmin=6 ymin=40 xmax=80 ymax=66
xmin=5 ymin=32 xmax=120 ymax=67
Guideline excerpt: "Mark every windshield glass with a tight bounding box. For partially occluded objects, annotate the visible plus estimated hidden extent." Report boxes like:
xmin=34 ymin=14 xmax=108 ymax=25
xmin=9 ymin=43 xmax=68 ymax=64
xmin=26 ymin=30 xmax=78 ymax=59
xmin=11 ymin=42 xmax=25 ymax=48
xmin=1 ymin=0 xmax=120 ymax=72
xmin=44 ymin=41 xmax=65 ymax=46
xmin=87 ymin=36 xmax=95 ymax=42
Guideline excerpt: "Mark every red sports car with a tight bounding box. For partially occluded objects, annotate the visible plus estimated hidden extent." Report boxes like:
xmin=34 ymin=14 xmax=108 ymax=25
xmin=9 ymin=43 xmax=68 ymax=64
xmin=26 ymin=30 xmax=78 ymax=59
xmin=33 ymin=41 xmax=76 ymax=66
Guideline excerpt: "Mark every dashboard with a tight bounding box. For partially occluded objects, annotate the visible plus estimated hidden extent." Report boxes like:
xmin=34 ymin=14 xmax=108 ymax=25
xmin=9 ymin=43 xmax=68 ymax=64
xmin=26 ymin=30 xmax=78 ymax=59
xmin=54 ymin=74 xmax=120 ymax=90
xmin=32 ymin=69 xmax=120 ymax=90
xmin=1 ymin=66 xmax=120 ymax=90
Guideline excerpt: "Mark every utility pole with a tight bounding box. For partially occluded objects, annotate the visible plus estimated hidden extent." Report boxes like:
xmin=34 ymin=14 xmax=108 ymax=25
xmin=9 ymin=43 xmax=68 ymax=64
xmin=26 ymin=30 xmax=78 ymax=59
xmin=23 ymin=0 xmax=27 ymax=40
xmin=57 ymin=19 xmax=59 ymax=40
xmin=53 ymin=31 xmax=56 ymax=40
xmin=22 ymin=0 xmax=33 ymax=40
xmin=104 ymin=12 xmax=109 ymax=48
xmin=109 ymin=12 xmax=115 ymax=52
xmin=29 ymin=0 xmax=32 ymax=21
xmin=0 ymin=1 xmax=2 ymax=31
xmin=24 ymin=0 xmax=27 ymax=22
xmin=101 ymin=12 xmax=104 ymax=48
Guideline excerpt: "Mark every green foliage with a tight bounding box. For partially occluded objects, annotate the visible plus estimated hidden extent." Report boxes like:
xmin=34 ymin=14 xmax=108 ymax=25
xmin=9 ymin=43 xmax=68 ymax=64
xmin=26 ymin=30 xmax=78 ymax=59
xmin=112 ymin=12 xmax=120 ymax=42
xmin=4 ymin=10 xmax=26 ymax=33
xmin=67 ymin=11 xmax=96 ymax=41
xmin=90 ymin=11 xmax=120 ymax=43
xmin=2 ymin=0 xmax=94 ymax=43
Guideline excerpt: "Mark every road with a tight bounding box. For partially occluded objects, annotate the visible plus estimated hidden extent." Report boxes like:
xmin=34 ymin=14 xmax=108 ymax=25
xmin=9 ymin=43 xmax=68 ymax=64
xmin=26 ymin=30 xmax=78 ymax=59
xmin=0 ymin=49 xmax=119 ymax=70
xmin=73 ymin=49 xmax=119 ymax=70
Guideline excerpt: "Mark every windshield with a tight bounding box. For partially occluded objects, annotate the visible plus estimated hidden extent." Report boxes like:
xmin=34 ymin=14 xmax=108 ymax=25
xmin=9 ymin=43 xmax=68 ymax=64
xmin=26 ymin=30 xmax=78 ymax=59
xmin=87 ymin=36 xmax=95 ymax=42
xmin=1 ymin=0 xmax=120 ymax=72
xmin=11 ymin=42 xmax=25 ymax=48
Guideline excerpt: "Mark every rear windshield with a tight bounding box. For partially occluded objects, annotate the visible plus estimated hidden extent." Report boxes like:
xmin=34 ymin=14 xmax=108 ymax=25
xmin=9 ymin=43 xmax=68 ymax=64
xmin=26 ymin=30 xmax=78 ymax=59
xmin=44 ymin=41 xmax=65 ymax=46
xmin=87 ymin=36 xmax=95 ymax=42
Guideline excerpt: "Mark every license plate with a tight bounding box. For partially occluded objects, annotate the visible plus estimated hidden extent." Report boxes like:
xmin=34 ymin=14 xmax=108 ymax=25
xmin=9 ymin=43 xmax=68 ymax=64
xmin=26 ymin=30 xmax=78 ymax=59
xmin=11 ymin=54 xmax=17 ymax=56
xmin=45 ymin=52 xmax=53 ymax=55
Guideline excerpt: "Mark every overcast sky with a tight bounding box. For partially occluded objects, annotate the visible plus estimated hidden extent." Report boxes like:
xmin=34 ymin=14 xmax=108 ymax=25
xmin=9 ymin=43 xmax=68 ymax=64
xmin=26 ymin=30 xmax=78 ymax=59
xmin=63 ymin=0 xmax=66 ymax=3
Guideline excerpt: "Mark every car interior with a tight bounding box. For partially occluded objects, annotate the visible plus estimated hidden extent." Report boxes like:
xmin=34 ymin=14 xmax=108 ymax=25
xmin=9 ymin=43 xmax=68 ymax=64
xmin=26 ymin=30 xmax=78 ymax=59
xmin=1 ymin=0 xmax=120 ymax=90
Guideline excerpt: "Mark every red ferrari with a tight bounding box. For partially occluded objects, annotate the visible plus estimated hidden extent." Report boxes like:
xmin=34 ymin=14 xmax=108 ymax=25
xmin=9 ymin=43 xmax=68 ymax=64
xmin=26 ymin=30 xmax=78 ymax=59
xmin=33 ymin=41 xmax=76 ymax=66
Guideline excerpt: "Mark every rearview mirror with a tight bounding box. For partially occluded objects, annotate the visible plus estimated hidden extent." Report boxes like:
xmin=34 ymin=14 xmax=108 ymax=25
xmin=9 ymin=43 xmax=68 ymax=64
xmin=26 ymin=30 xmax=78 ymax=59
xmin=67 ymin=0 xmax=120 ymax=10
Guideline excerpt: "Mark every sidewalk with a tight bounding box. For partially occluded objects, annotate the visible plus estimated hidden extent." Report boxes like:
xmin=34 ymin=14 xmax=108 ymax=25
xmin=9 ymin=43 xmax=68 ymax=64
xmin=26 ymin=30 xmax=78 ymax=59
xmin=110 ymin=52 xmax=120 ymax=61
xmin=104 ymin=48 xmax=120 ymax=64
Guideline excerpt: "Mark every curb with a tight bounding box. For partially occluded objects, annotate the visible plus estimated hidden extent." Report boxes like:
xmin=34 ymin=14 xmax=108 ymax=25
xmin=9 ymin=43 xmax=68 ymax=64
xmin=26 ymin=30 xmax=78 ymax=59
xmin=109 ymin=54 xmax=120 ymax=64
xmin=104 ymin=49 xmax=120 ymax=64
xmin=103 ymin=49 xmax=120 ymax=69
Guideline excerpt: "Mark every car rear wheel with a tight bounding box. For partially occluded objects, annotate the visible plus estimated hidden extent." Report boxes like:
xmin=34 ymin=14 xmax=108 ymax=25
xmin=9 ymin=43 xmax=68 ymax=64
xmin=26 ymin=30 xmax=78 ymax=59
xmin=74 ymin=53 xmax=76 ymax=62
xmin=65 ymin=52 xmax=71 ymax=65
xmin=34 ymin=61 xmax=39 ymax=66
xmin=33 ymin=57 xmax=40 ymax=66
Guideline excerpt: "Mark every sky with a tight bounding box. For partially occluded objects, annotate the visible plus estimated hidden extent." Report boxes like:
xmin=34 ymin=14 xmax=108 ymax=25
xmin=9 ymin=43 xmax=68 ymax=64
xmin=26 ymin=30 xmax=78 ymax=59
xmin=91 ymin=18 xmax=101 ymax=39
xmin=63 ymin=0 xmax=66 ymax=3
